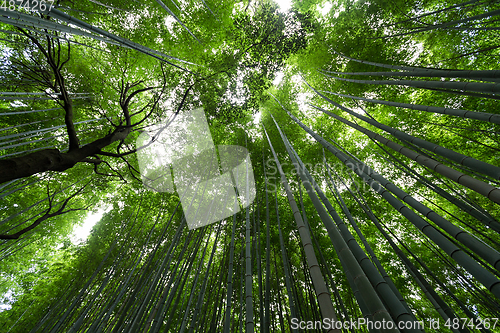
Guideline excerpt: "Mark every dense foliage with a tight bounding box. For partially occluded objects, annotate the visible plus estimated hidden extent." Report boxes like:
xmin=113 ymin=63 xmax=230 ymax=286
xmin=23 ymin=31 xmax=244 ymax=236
xmin=1 ymin=0 xmax=499 ymax=332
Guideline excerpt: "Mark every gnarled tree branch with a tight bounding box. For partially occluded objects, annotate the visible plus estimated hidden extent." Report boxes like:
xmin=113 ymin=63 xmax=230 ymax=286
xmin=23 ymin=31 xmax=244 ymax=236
xmin=0 ymin=182 xmax=89 ymax=240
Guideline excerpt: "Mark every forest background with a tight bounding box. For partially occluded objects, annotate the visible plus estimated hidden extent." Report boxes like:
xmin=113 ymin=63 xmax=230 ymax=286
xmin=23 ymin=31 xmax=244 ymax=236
xmin=0 ymin=0 xmax=500 ymax=332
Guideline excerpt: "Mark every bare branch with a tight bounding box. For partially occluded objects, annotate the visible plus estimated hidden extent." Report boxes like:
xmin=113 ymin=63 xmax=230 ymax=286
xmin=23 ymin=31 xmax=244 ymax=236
xmin=82 ymin=157 xmax=103 ymax=164
xmin=127 ymin=86 xmax=159 ymax=106
xmin=18 ymin=27 xmax=80 ymax=151
xmin=0 ymin=182 xmax=90 ymax=240
xmin=93 ymin=161 xmax=126 ymax=181
xmin=59 ymin=38 xmax=71 ymax=70
xmin=121 ymin=156 xmax=144 ymax=183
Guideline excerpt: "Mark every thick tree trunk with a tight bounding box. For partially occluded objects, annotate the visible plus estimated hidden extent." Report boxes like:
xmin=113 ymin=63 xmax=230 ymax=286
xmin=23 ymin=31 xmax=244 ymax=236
xmin=0 ymin=127 xmax=130 ymax=184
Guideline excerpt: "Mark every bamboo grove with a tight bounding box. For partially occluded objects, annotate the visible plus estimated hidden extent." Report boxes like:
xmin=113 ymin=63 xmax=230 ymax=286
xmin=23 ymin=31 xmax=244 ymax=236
xmin=0 ymin=0 xmax=500 ymax=332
